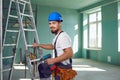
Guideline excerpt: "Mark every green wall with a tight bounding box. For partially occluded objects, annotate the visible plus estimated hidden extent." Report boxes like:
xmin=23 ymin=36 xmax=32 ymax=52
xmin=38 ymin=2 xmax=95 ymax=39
xmin=102 ymin=2 xmax=120 ymax=65
xmin=81 ymin=2 xmax=120 ymax=65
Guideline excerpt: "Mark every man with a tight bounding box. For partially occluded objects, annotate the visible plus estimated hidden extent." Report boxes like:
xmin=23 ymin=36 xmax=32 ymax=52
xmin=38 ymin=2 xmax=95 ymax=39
xmin=33 ymin=12 xmax=74 ymax=80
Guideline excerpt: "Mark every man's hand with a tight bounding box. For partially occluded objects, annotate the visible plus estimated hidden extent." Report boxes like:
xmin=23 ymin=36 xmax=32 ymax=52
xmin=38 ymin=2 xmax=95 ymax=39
xmin=32 ymin=43 xmax=39 ymax=48
xmin=45 ymin=58 xmax=55 ymax=65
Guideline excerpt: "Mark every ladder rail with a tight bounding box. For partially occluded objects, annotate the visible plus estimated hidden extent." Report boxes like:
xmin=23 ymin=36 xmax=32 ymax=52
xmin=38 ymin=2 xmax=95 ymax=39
xmin=15 ymin=0 xmax=28 ymax=50
xmin=21 ymin=0 xmax=26 ymax=20
xmin=28 ymin=0 xmax=40 ymax=43
xmin=25 ymin=50 xmax=34 ymax=78
xmin=0 ymin=0 xmax=2 ymax=80
xmin=25 ymin=0 xmax=41 ymax=78
xmin=11 ymin=3 xmax=26 ymax=77
xmin=28 ymin=0 xmax=42 ymax=57
xmin=28 ymin=0 xmax=43 ymax=78
xmin=16 ymin=29 xmax=20 ymax=48
xmin=3 ymin=0 xmax=13 ymax=48
xmin=15 ymin=1 xmax=39 ymax=78
xmin=9 ymin=47 xmax=17 ymax=80
xmin=2 ymin=0 xmax=20 ymax=80
xmin=2 ymin=1 xmax=13 ymax=80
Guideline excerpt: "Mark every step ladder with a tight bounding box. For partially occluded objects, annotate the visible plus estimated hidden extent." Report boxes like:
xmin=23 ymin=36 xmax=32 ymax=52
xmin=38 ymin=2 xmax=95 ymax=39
xmin=15 ymin=0 xmax=42 ymax=79
xmin=2 ymin=0 xmax=20 ymax=80
xmin=2 ymin=0 xmax=42 ymax=80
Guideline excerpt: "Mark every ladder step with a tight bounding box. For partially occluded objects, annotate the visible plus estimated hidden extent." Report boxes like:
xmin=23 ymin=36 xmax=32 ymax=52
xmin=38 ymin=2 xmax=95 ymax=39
xmin=20 ymin=13 xmax=33 ymax=17
xmin=2 ymin=68 xmax=12 ymax=72
xmin=24 ymin=29 xmax=35 ymax=31
xmin=18 ymin=1 xmax=25 ymax=5
xmin=2 ymin=56 xmax=14 ymax=59
xmin=6 ymin=30 xmax=19 ymax=32
xmin=3 ymin=44 xmax=16 ymax=47
xmin=27 ymin=45 xmax=33 ymax=47
xmin=9 ymin=15 xmax=18 ymax=18
xmin=30 ymin=58 xmax=41 ymax=63
xmin=12 ymin=0 xmax=25 ymax=5
xmin=19 ymin=0 xmax=30 ymax=4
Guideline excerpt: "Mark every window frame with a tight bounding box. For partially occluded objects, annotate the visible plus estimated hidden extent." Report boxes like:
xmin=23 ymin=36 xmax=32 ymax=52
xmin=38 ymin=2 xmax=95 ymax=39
xmin=88 ymin=11 xmax=102 ymax=49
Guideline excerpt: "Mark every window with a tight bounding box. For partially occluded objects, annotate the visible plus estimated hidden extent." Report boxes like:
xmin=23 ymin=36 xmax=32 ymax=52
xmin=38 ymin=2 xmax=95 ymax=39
xmin=118 ymin=2 xmax=120 ymax=51
xmin=88 ymin=11 xmax=102 ymax=48
xmin=83 ymin=8 xmax=102 ymax=49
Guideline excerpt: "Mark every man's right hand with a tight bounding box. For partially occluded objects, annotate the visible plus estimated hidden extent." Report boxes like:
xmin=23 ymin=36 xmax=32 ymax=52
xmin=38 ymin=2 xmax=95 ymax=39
xmin=32 ymin=43 xmax=39 ymax=48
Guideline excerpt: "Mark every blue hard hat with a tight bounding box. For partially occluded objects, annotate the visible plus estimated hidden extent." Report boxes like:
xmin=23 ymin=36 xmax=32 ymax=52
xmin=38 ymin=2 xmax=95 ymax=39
xmin=48 ymin=12 xmax=63 ymax=22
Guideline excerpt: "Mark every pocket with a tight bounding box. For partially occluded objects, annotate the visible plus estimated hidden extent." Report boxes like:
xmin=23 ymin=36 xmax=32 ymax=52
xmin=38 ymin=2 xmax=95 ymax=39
xmin=58 ymin=68 xmax=77 ymax=80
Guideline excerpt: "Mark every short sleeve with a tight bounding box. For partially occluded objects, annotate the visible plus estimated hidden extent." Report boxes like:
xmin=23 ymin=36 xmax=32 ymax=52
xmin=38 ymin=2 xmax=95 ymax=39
xmin=58 ymin=33 xmax=72 ymax=49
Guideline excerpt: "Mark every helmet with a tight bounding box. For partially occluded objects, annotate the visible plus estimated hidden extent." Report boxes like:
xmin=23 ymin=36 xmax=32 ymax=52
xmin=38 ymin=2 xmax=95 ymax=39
xmin=48 ymin=12 xmax=63 ymax=22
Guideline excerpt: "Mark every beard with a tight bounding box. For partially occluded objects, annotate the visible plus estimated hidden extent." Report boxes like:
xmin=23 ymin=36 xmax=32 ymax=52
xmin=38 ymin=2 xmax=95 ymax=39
xmin=51 ymin=29 xmax=59 ymax=34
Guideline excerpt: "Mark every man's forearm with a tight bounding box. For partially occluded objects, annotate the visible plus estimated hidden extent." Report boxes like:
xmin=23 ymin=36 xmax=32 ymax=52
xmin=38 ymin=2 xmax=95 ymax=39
xmin=39 ymin=44 xmax=54 ymax=50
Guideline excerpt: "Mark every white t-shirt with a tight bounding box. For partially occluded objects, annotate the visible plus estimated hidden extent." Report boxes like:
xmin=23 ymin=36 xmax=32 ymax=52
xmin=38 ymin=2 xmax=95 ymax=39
xmin=52 ymin=31 xmax=72 ymax=65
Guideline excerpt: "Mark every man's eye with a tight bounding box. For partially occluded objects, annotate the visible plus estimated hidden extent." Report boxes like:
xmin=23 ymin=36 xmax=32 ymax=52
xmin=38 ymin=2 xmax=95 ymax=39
xmin=53 ymin=22 xmax=56 ymax=24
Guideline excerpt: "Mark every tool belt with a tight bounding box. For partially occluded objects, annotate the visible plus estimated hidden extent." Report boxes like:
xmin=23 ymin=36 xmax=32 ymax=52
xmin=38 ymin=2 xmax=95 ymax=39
xmin=29 ymin=53 xmax=36 ymax=60
xmin=52 ymin=67 xmax=77 ymax=80
xmin=29 ymin=53 xmax=37 ymax=65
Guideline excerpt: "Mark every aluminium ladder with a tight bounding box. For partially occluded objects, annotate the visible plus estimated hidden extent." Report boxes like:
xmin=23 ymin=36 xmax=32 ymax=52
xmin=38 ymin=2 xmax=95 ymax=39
xmin=2 ymin=0 xmax=42 ymax=80
xmin=0 ymin=0 xmax=2 ymax=80
xmin=2 ymin=0 xmax=20 ymax=80
xmin=15 ymin=0 xmax=42 ymax=79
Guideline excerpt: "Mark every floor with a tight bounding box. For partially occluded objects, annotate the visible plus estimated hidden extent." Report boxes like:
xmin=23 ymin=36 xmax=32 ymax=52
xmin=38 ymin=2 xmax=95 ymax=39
xmin=6 ymin=59 xmax=120 ymax=80
xmin=73 ymin=59 xmax=120 ymax=80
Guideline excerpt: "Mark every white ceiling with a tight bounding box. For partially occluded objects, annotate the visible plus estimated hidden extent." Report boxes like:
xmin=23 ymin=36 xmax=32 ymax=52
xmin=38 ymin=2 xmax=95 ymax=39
xmin=31 ymin=0 xmax=103 ymax=10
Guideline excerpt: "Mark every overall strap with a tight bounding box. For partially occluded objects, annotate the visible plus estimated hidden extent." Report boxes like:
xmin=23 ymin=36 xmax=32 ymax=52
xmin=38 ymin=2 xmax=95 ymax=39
xmin=54 ymin=31 xmax=63 ymax=57
xmin=54 ymin=31 xmax=72 ymax=68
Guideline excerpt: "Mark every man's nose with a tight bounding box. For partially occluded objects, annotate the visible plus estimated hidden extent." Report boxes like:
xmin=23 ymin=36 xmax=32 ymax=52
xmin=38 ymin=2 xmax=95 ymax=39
xmin=49 ymin=24 xmax=53 ymax=28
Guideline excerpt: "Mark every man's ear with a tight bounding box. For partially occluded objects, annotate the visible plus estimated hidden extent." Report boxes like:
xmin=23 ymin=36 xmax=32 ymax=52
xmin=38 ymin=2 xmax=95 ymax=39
xmin=59 ymin=22 xmax=62 ymax=27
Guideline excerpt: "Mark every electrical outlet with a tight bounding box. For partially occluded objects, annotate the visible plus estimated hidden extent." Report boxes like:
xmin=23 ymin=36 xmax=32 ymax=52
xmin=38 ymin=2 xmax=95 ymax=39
xmin=107 ymin=56 xmax=111 ymax=62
